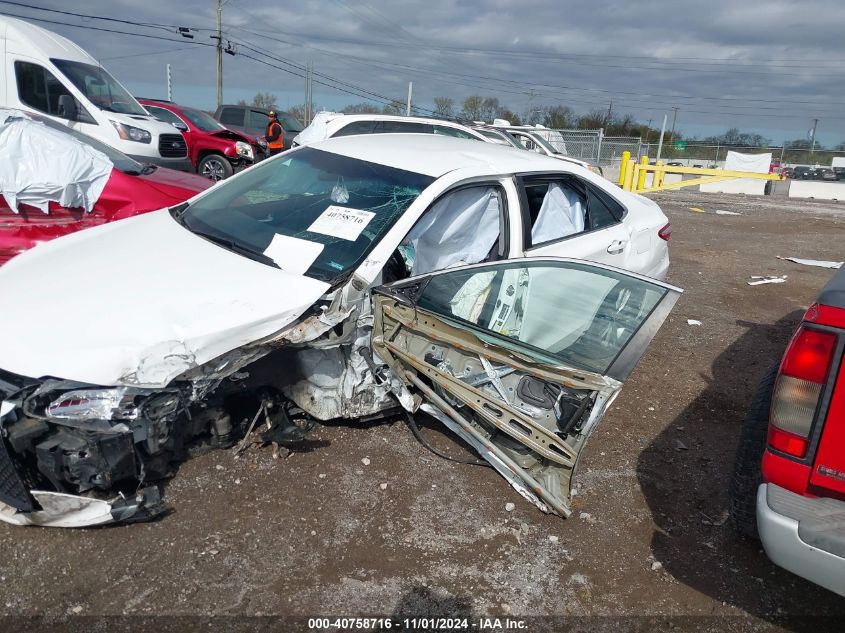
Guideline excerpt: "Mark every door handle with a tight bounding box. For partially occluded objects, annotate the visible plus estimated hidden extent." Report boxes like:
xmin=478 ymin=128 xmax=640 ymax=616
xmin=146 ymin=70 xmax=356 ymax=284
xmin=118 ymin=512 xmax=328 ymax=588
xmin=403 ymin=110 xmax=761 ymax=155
xmin=607 ymin=239 xmax=627 ymax=255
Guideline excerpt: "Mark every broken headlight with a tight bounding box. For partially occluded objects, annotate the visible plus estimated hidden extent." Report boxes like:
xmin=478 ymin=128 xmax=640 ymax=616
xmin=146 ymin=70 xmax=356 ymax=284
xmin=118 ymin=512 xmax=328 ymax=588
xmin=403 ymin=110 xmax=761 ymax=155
xmin=235 ymin=140 xmax=254 ymax=160
xmin=46 ymin=388 xmax=144 ymax=421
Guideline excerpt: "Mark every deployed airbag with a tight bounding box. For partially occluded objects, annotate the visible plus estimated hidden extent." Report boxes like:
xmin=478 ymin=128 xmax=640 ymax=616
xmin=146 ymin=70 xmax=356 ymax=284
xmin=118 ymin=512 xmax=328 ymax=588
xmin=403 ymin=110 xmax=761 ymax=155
xmin=531 ymin=183 xmax=585 ymax=243
xmin=403 ymin=186 xmax=500 ymax=276
xmin=0 ymin=109 xmax=112 ymax=213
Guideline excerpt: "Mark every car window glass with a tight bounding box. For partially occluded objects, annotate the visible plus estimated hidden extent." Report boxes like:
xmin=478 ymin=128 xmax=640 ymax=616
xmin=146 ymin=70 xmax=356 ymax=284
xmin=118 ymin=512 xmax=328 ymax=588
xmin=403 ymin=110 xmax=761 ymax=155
xmin=378 ymin=121 xmax=432 ymax=134
xmin=15 ymin=61 xmax=72 ymax=117
xmin=432 ymin=125 xmax=475 ymax=140
xmin=180 ymin=148 xmax=433 ymax=284
xmin=248 ymin=110 xmax=269 ymax=133
xmin=51 ymin=59 xmax=147 ymax=116
xmin=399 ymin=186 xmax=502 ymax=278
xmin=585 ymin=185 xmax=623 ymax=230
xmin=524 ymin=180 xmax=587 ymax=245
xmin=219 ymin=108 xmax=244 ymax=126
xmin=333 ymin=120 xmax=376 ymax=137
xmin=146 ymin=106 xmax=183 ymax=127
xmin=416 ymin=260 xmax=667 ymax=374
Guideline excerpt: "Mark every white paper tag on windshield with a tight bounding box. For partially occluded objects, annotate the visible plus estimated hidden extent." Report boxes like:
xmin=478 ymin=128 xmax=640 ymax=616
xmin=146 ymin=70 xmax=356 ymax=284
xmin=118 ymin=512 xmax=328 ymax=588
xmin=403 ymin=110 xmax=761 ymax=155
xmin=307 ymin=205 xmax=375 ymax=241
xmin=263 ymin=234 xmax=324 ymax=274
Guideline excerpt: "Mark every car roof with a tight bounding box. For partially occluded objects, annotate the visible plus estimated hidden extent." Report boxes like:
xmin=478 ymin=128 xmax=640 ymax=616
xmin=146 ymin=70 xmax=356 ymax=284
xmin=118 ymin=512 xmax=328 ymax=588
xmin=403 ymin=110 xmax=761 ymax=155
xmin=0 ymin=16 xmax=94 ymax=63
xmin=322 ymin=113 xmax=476 ymax=129
xmin=308 ymin=133 xmax=577 ymax=178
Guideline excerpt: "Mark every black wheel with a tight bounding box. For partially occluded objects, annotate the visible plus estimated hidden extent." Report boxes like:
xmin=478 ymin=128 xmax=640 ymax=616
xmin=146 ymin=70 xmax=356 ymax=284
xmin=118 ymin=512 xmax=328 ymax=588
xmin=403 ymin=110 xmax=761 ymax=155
xmin=198 ymin=154 xmax=233 ymax=181
xmin=729 ymin=363 xmax=778 ymax=538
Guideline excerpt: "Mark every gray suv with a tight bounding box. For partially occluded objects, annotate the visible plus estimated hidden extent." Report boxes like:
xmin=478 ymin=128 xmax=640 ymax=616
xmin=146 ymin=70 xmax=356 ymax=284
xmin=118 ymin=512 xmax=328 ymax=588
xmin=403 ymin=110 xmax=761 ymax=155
xmin=214 ymin=105 xmax=304 ymax=152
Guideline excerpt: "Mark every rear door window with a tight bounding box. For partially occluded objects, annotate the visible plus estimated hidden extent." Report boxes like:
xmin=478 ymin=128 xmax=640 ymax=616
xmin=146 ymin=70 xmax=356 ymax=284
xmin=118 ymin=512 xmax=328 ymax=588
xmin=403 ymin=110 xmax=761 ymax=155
xmin=248 ymin=110 xmax=269 ymax=134
xmin=333 ymin=120 xmax=377 ymax=137
xmin=219 ymin=107 xmax=245 ymax=127
xmin=376 ymin=121 xmax=432 ymax=134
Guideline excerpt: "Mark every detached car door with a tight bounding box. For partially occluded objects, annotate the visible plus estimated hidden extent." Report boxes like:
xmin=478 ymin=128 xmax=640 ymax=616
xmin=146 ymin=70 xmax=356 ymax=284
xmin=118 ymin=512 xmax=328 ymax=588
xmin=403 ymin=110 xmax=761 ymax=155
xmin=371 ymin=257 xmax=680 ymax=517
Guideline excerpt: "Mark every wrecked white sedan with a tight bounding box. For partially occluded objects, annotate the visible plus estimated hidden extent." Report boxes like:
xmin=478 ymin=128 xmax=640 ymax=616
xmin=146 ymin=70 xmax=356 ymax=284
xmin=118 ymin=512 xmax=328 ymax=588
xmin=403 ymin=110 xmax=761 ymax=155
xmin=0 ymin=135 xmax=679 ymax=526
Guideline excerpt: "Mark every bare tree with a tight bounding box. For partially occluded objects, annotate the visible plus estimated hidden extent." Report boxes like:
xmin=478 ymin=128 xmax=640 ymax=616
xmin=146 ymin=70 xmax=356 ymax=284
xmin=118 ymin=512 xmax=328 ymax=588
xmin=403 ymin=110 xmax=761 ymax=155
xmin=433 ymin=96 xmax=454 ymax=118
xmin=460 ymin=95 xmax=484 ymax=121
xmin=250 ymin=92 xmax=279 ymax=110
xmin=342 ymin=102 xmax=383 ymax=114
xmin=541 ymin=105 xmax=576 ymax=129
xmin=382 ymin=98 xmax=406 ymax=115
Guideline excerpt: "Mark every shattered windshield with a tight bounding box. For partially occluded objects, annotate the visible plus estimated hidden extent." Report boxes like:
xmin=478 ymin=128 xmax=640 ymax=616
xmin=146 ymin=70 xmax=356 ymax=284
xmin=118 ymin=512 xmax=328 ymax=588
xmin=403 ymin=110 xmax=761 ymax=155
xmin=177 ymin=148 xmax=434 ymax=283
xmin=51 ymin=59 xmax=147 ymax=116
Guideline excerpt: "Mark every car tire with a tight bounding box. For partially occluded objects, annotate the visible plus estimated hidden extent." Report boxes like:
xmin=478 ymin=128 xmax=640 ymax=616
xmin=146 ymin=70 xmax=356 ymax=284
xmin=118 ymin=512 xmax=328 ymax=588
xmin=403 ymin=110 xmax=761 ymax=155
xmin=198 ymin=154 xmax=234 ymax=181
xmin=729 ymin=363 xmax=778 ymax=539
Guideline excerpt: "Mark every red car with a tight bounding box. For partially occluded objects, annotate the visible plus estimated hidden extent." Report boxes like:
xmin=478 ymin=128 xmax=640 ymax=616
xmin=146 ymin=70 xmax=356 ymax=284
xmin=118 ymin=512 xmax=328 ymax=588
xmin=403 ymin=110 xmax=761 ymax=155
xmin=0 ymin=114 xmax=209 ymax=265
xmin=731 ymin=266 xmax=845 ymax=596
xmin=140 ymin=99 xmax=261 ymax=181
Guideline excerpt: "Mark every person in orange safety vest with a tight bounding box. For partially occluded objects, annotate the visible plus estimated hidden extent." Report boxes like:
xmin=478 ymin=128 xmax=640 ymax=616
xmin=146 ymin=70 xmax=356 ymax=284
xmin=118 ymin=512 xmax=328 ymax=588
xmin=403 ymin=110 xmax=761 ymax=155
xmin=265 ymin=111 xmax=284 ymax=155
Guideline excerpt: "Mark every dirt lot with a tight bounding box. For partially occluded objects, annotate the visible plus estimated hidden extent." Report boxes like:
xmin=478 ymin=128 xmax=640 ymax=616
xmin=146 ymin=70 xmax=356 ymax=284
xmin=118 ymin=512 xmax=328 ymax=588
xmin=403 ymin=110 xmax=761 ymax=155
xmin=1 ymin=190 xmax=844 ymax=631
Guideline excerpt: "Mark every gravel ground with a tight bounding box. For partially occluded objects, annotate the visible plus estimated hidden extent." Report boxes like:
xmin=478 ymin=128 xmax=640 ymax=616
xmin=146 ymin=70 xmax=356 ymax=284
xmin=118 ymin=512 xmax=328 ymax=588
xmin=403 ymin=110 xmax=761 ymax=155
xmin=1 ymin=190 xmax=844 ymax=631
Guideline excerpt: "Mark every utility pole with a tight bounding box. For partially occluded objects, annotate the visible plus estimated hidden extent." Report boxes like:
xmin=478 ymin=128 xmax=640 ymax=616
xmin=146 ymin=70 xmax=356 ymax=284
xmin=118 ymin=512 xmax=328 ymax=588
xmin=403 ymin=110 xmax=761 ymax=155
xmin=215 ymin=0 xmax=223 ymax=109
xmin=656 ymin=114 xmax=668 ymax=161
xmin=304 ymin=61 xmax=313 ymax=125
xmin=670 ymin=106 xmax=679 ymax=140
xmin=406 ymin=81 xmax=413 ymax=116
xmin=810 ymin=118 xmax=818 ymax=157
xmin=166 ymin=64 xmax=172 ymax=101
xmin=605 ymin=99 xmax=613 ymax=125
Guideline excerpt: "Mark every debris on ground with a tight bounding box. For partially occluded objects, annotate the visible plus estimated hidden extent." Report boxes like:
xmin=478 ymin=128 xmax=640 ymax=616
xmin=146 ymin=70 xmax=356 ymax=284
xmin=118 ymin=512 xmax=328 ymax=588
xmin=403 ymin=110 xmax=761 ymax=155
xmin=651 ymin=561 xmax=664 ymax=572
xmin=748 ymin=275 xmax=787 ymax=286
xmin=675 ymin=440 xmax=689 ymax=451
xmin=715 ymin=209 xmax=742 ymax=216
xmin=361 ymin=457 xmax=371 ymax=466
xmin=687 ymin=319 xmax=702 ymax=326
xmin=689 ymin=207 xmax=705 ymax=213
xmin=776 ymin=256 xmax=842 ymax=269
xmin=505 ymin=502 xmax=516 ymax=512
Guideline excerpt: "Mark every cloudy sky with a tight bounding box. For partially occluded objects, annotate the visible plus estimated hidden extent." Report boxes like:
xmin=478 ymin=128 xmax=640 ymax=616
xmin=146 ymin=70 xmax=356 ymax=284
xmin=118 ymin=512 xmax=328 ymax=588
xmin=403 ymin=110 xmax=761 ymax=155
xmin=4 ymin=0 xmax=845 ymax=145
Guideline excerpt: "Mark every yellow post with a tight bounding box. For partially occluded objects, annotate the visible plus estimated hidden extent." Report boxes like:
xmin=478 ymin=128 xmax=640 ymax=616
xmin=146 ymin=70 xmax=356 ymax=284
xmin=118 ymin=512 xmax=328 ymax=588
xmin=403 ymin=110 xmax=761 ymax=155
xmin=636 ymin=155 xmax=648 ymax=192
xmin=623 ymin=159 xmax=636 ymax=191
xmin=654 ymin=160 xmax=664 ymax=189
xmin=618 ymin=151 xmax=630 ymax=186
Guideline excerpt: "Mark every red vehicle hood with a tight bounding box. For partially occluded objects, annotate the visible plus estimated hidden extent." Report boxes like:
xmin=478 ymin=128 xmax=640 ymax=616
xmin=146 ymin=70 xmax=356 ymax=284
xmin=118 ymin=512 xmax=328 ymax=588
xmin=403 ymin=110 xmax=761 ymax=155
xmin=209 ymin=128 xmax=253 ymax=144
xmin=134 ymin=166 xmax=211 ymax=202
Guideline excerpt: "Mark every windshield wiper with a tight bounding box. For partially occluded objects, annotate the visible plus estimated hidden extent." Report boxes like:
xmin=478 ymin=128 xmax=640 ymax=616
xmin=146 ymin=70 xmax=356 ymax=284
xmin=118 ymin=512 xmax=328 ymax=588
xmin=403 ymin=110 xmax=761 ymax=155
xmin=189 ymin=228 xmax=280 ymax=269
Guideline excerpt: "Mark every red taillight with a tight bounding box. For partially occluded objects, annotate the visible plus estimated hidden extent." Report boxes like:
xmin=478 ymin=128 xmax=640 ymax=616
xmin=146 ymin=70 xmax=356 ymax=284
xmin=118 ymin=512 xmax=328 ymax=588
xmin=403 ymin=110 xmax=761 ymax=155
xmin=768 ymin=326 xmax=837 ymax=457
xmin=658 ymin=223 xmax=671 ymax=241
xmin=767 ymin=426 xmax=808 ymax=458
xmin=781 ymin=328 xmax=836 ymax=384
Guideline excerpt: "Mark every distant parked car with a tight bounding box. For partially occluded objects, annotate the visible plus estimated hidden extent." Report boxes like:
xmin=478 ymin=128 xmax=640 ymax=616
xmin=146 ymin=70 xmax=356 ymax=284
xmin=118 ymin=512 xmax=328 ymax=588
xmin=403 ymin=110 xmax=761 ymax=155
xmin=0 ymin=110 xmax=209 ymax=265
xmin=730 ymin=266 xmax=845 ymax=597
xmin=293 ymin=113 xmax=491 ymax=146
xmin=817 ymin=168 xmax=838 ymax=182
xmin=834 ymin=167 xmax=845 ymax=181
xmin=140 ymin=99 xmax=260 ymax=181
xmin=791 ymin=166 xmax=815 ymax=180
xmin=666 ymin=161 xmax=684 ymax=167
xmin=214 ymin=104 xmax=303 ymax=151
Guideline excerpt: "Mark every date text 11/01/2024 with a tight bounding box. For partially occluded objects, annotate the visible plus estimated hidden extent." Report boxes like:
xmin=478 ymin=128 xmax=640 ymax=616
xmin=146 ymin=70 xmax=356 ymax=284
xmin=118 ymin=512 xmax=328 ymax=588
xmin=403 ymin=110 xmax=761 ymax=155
xmin=307 ymin=618 xmax=528 ymax=630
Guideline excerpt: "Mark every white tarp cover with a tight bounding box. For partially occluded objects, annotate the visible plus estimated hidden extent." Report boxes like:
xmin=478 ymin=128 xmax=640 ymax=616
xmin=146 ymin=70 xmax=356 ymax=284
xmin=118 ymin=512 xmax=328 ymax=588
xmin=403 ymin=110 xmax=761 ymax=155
xmin=531 ymin=183 xmax=585 ymax=244
xmin=0 ymin=109 xmax=112 ymax=213
xmin=700 ymin=150 xmax=771 ymax=195
xmin=293 ymin=111 xmax=342 ymax=146
xmin=402 ymin=186 xmax=500 ymax=276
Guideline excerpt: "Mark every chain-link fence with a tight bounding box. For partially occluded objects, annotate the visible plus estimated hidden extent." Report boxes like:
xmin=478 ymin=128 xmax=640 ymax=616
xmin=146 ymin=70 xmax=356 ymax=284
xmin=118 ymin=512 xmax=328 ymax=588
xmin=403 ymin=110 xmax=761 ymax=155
xmin=531 ymin=128 xmax=642 ymax=167
xmin=640 ymin=143 xmax=845 ymax=168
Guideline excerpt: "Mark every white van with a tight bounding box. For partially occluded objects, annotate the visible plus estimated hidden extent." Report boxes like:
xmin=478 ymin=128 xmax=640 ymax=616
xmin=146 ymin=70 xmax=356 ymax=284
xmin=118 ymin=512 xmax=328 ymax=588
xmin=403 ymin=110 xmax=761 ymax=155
xmin=0 ymin=16 xmax=191 ymax=170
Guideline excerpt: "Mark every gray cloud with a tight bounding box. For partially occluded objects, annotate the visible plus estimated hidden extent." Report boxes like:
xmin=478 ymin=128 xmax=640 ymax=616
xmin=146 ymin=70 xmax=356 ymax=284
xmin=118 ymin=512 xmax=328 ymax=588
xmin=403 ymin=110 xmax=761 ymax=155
xmin=4 ymin=0 xmax=844 ymax=143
